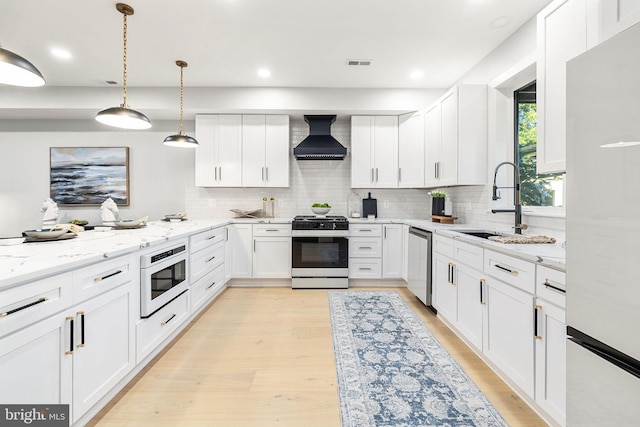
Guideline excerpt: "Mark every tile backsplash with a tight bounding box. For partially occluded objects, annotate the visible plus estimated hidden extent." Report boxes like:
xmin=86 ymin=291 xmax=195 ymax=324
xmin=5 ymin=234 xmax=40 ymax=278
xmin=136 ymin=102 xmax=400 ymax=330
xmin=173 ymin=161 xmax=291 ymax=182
xmin=185 ymin=117 xmax=432 ymax=219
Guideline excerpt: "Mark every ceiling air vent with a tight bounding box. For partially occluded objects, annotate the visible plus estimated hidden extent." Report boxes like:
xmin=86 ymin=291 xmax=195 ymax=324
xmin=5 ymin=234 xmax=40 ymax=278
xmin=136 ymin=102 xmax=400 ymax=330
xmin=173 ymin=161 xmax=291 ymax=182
xmin=346 ymin=60 xmax=372 ymax=66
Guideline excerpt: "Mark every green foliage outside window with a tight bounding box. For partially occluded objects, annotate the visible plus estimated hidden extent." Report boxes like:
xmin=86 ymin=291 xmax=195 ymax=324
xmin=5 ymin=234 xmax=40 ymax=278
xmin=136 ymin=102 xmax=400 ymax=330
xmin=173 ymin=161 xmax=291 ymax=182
xmin=517 ymin=103 xmax=561 ymax=206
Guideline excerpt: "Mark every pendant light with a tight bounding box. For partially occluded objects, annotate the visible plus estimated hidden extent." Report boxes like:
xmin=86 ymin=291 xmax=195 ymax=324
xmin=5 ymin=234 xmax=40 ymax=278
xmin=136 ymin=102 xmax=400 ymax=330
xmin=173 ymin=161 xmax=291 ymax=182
xmin=163 ymin=60 xmax=199 ymax=148
xmin=95 ymin=3 xmax=151 ymax=130
xmin=0 ymin=45 xmax=45 ymax=87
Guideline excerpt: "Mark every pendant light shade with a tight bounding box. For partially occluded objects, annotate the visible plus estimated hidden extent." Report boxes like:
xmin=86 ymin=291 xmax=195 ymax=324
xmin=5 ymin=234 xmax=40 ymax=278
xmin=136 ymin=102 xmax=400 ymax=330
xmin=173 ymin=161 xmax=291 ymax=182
xmin=96 ymin=3 xmax=151 ymax=130
xmin=163 ymin=60 xmax=198 ymax=148
xmin=0 ymin=46 xmax=45 ymax=87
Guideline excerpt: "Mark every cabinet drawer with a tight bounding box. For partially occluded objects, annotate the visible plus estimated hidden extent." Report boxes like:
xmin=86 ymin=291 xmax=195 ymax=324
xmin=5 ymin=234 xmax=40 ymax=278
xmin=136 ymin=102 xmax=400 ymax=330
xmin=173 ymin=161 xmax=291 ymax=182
xmin=73 ymin=254 xmax=136 ymax=303
xmin=536 ymin=265 xmax=566 ymax=308
xmin=349 ymin=258 xmax=382 ymax=278
xmin=484 ymin=250 xmax=535 ymax=294
xmin=190 ymin=227 xmax=225 ymax=253
xmin=191 ymin=264 xmax=225 ymax=312
xmin=454 ymin=240 xmax=483 ymax=271
xmin=349 ymin=224 xmax=382 ymax=237
xmin=136 ymin=291 xmax=189 ymax=363
xmin=349 ymin=237 xmax=382 ymax=258
xmin=0 ymin=273 xmax=73 ymax=337
xmin=252 ymin=224 xmax=291 ymax=237
xmin=433 ymin=234 xmax=454 ymax=257
xmin=190 ymin=242 xmax=224 ymax=283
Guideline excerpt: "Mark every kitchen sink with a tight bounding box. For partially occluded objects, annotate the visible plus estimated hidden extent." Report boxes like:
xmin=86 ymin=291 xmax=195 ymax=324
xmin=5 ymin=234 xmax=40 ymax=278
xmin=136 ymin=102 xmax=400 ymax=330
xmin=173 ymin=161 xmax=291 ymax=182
xmin=457 ymin=231 xmax=502 ymax=239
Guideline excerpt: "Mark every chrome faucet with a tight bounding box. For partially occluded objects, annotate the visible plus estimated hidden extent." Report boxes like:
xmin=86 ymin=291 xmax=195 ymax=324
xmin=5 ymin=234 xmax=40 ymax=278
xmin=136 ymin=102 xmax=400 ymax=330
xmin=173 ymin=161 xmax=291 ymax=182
xmin=491 ymin=161 xmax=527 ymax=234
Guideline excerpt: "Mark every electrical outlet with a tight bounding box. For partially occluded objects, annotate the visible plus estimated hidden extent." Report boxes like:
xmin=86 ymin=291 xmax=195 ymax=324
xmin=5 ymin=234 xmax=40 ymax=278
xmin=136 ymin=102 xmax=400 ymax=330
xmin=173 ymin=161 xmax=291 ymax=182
xmin=383 ymin=200 xmax=390 ymax=208
xmin=208 ymin=199 xmax=216 ymax=207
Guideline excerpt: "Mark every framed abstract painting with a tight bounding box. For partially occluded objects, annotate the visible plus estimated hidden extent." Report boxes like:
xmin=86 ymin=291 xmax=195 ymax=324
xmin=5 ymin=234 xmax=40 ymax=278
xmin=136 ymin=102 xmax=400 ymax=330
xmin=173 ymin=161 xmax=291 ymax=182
xmin=50 ymin=147 xmax=130 ymax=206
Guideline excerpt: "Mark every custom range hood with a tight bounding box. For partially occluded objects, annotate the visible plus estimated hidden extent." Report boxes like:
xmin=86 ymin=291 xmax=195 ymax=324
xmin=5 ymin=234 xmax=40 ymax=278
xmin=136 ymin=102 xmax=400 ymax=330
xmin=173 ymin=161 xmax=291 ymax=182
xmin=294 ymin=115 xmax=347 ymax=160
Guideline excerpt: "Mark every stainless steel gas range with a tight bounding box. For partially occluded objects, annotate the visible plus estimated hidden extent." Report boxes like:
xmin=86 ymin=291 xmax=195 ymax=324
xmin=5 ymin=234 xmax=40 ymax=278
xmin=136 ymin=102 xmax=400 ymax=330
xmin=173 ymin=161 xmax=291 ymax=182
xmin=291 ymin=215 xmax=349 ymax=289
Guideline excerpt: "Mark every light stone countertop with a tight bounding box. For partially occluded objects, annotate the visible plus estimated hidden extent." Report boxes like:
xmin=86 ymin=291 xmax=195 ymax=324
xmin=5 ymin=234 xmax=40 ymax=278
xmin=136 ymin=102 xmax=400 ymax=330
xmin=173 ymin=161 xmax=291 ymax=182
xmin=0 ymin=216 xmax=565 ymax=291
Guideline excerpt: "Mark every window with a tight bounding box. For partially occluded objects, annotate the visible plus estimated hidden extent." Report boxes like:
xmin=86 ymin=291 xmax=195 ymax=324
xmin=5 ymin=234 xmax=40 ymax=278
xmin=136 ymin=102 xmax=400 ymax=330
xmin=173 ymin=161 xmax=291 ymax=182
xmin=515 ymin=82 xmax=564 ymax=207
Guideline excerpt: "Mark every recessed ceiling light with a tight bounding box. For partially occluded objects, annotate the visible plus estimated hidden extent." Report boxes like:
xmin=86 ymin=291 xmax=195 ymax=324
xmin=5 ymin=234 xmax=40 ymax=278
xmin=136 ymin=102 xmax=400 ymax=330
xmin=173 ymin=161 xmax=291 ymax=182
xmin=490 ymin=16 xmax=512 ymax=29
xmin=51 ymin=48 xmax=72 ymax=60
xmin=257 ymin=68 xmax=271 ymax=78
xmin=410 ymin=70 xmax=424 ymax=79
xmin=600 ymin=141 xmax=640 ymax=148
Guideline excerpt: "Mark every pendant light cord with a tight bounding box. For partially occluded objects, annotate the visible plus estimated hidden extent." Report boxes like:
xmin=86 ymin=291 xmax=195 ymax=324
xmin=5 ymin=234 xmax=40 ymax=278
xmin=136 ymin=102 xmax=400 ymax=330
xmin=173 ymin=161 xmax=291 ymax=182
xmin=122 ymin=11 xmax=128 ymax=108
xmin=179 ymin=65 xmax=185 ymax=135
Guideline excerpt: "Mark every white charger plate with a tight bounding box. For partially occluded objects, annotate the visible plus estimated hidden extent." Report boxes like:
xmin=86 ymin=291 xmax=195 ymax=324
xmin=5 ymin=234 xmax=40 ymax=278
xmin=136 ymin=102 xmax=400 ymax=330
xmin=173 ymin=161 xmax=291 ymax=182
xmin=23 ymin=229 xmax=68 ymax=239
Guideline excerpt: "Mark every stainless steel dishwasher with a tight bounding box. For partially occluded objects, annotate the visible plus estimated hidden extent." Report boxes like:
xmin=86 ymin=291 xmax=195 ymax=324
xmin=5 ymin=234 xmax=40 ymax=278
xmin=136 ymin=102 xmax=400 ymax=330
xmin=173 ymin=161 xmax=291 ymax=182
xmin=407 ymin=226 xmax=434 ymax=310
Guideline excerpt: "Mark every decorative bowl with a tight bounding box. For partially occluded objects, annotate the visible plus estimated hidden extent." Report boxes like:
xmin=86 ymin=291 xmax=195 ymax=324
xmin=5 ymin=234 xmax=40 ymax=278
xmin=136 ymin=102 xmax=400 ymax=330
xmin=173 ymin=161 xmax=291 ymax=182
xmin=23 ymin=228 xmax=68 ymax=239
xmin=311 ymin=207 xmax=331 ymax=215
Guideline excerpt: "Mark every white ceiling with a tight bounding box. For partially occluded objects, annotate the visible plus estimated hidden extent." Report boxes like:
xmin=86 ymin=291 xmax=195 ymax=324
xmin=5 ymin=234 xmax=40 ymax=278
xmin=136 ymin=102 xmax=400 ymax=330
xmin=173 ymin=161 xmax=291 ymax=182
xmin=1 ymin=0 xmax=551 ymax=90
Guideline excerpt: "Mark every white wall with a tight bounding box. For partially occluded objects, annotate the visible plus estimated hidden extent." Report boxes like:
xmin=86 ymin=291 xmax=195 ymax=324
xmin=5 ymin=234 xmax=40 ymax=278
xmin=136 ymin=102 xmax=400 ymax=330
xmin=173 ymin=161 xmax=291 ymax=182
xmin=0 ymin=127 xmax=194 ymax=236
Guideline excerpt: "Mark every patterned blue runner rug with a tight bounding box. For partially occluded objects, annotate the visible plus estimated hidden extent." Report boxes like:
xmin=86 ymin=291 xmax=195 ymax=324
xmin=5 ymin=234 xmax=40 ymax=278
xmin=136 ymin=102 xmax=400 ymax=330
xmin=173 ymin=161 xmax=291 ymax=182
xmin=329 ymin=291 xmax=509 ymax=427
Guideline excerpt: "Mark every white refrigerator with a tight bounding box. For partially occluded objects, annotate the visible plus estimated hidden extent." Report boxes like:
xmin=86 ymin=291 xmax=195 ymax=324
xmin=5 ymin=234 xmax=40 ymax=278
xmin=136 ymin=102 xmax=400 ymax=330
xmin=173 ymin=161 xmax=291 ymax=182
xmin=566 ymin=22 xmax=640 ymax=426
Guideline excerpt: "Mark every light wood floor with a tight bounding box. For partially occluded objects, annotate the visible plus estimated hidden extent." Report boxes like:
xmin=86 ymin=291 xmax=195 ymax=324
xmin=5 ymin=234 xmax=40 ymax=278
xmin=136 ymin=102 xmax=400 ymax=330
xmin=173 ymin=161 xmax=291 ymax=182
xmin=88 ymin=287 xmax=547 ymax=427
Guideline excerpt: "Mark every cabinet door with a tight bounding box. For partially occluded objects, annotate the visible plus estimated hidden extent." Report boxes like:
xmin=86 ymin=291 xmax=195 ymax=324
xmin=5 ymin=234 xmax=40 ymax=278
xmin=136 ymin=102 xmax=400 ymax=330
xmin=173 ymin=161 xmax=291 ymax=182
xmin=253 ymin=237 xmax=291 ymax=278
xmin=224 ymin=225 xmax=232 ymax=283
xmin=535 ymin=300 xmax=566 ymax=425
xmin=456 ymin=263 xmax=484 ymax=350
xmin=432 ymin=252 xmax=457 ymax=324
xmin=217 ymin=115 xmax=243 ymax=187
xmin=600 ymin=0 xmax=640 ymax=43
xmin=351 ymin=116 xmax=374 ymax=187
xmin=373 ymin=116 xmax=398 ymax=188
xmin=398 ymin=112 xmax=425 ymax=188
xmin=72 ymin=284 xmax=135 ymax=423
xmin=382 ymin=224 xmax=403 ymax=278
xmin=424 ymin=103 xmax=441 ymax=188
xmin=195 ymin=115 xmax=217 ymax=186
xmin=537 ymin=0 xmax=587 ymax=173
xmin=483 ymin=278 xmax=535 ymax=396
xmin=0 ymin=314 xmax=72 ymax=407
xmin=264 ymin=115 xmax=290 ymax=187
xmin=242 ymin=115 xmax=267 ymax=187
xmin=229 ymin=224 xmax=252 ymax=278
xmin=439 ymin=89 xmax=459 ymax=186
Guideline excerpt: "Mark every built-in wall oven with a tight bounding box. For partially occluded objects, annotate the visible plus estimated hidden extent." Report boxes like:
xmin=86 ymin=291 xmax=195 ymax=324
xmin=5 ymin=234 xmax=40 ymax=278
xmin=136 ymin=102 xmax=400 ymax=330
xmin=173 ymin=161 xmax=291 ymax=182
xmin=140 ymin=239 xmax=189 ymax=318
xmin=291 ymin=216 xmax=349 ymax=289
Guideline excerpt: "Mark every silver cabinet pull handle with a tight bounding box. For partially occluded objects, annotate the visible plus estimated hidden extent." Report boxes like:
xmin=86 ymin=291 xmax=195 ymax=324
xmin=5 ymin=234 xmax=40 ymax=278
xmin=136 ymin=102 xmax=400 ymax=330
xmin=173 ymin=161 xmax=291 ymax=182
xmin=359 ymin=246 xmax=373 ymax=249
xmin=94 ymin=269 xmax=123 ymax=282
xmin=398 ymin=168 xmax=402 ymax=183
xmin=219 ymin=167 xmax=222 ymax=181
xmin=206 ymin=256 xmax=216 ymax=263
xmin=265 ymin=167 xmax=269 ymax=182
xmin=1 ymin=297 xmax=48 ymax=317
xmin=206 ymin=234 xmax=217 ymax=240
xmin=360 ymin=267 xmax=372 ymax=271
xmin=375 ymin=168 xmax=379 ymax=182
xmin=371 ymin=168 xmax=374 ymax=183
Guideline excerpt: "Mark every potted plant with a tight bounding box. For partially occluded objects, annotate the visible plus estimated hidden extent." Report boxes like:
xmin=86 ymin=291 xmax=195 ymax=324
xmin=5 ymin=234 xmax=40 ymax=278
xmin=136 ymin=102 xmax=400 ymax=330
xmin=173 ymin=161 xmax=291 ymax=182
xmin=428 ymin=190 xmax=447 ymax=216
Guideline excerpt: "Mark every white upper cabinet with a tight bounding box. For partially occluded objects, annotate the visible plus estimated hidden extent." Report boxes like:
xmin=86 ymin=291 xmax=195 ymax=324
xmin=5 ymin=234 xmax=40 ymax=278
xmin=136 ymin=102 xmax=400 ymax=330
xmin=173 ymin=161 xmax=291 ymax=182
xmin=537 ymin=0 xmax=589 ymax=174
xmin=242 ymin=115 xmax=290 ymax=187
xmin=424 ymin=85 xmax=487 ymax=188
xmin=196 ymin=114 xmax=289 ymax=188
xmin=195 ymin=115 xmax=243 ymax=187
xmin=351 ymin=116 xmax=399 ymax=188
xmin=600 ymin=0 xmax=640 ymax=42
xmin=398 ymin=112 xmax=425 ymax=188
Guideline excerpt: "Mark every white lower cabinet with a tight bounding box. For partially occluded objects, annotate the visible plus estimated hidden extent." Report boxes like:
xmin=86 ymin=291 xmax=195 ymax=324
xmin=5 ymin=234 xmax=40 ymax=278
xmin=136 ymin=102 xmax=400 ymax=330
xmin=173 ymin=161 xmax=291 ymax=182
xmin=382 ymin=224 xmax=403 ymax=278
xmin=252 ymin=224 xmax=291 ymax=279
xmin=229 ymin=223 xmax=253 ymax=278
xmin=432 ymin=251 xmax=457 ymax=322
xmin=455 ymin=263 xmax=484 ymax=350
xmin=483 ymin=276 xmax=535 ymax=397
xmin=136 ymin=291 xmax=189 ymax=363
xmin=224 ymin=225 xmax=232 ymax=283
xmin=0 ymin=255 xmax=137 ymax=424
xmin=349 ymin=224 xmax=382 ymax=279
xmin=72 ymin=284 xmax=135 ymax=423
